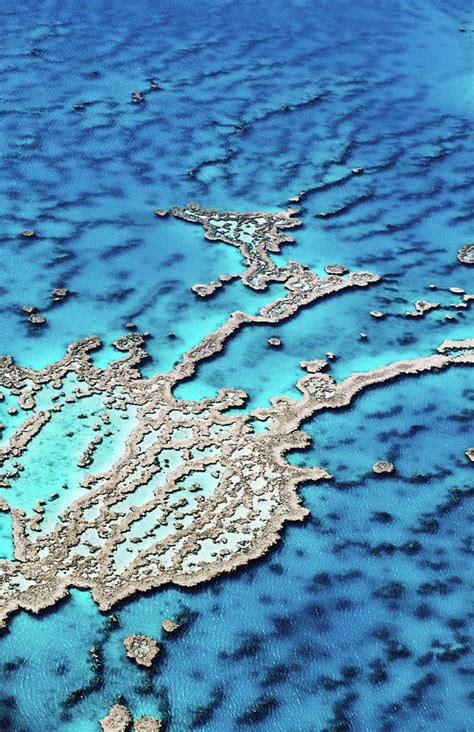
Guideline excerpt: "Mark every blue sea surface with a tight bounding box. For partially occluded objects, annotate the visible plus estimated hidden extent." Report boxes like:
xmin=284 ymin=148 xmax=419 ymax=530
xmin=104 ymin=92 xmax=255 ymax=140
xmin=0 ymin=1 xmax=473 ymax=730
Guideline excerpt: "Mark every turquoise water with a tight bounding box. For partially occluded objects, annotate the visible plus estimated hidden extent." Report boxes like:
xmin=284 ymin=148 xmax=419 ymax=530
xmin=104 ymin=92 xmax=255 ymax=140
xmin=0 ymin=0 xmax=473 ymax=730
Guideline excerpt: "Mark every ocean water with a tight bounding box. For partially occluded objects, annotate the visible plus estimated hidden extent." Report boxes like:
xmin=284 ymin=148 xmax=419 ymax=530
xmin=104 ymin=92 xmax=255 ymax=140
xmin=0 ymin=1 xmax=473 ymax=730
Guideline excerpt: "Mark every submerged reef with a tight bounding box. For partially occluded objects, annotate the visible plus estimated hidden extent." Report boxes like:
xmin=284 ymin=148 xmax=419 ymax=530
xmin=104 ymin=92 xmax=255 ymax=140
xmin=0 ymin=204 xmax=472 ymax=630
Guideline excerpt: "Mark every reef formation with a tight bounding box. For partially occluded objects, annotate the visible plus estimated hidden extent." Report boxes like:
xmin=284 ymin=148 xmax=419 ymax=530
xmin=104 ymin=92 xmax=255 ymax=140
xmin=124 ymin=634 xmax=160 ymax=667
xmin=0 ymin=204 xmax=472 ymax=630
xmin=458 ymin=242 xmax=474 ymax=265
xmin=100 ymin=704 xmax=161 ymax=732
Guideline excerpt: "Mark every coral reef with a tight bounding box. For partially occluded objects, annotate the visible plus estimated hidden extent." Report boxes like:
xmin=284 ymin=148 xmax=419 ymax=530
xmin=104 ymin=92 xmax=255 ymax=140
xmin=124 ymin=634 xmax=159 ymax=667
xmin=0 ymin=204 xmax=471 ymax=630
xmin=458 ymin=243 xmax=474 ymax=265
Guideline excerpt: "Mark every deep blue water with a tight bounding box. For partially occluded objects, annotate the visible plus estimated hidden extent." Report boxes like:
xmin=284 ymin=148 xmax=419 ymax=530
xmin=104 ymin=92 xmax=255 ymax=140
xmin=0 ymin=1 xmax=473 ymax=730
